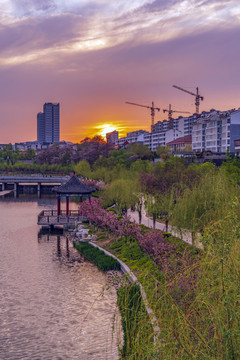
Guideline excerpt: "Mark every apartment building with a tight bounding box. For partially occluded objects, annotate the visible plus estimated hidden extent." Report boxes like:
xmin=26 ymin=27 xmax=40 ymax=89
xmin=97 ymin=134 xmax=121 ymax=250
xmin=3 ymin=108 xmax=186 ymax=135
xmin=116 ymin=130 xmax=150 ymax=147
xmin=166 ymin=135 xmax=192 ymax=152
xmin=116 ymin=115 xmax=193 ymax=151
xmin=106 ymin=130 xmax=119 ymax=144
xmin=192 ymin=109 xmax=240 ymax=153
xmin=115 ymin=108 xmax=240 ymax=153
xmin=147 ymin=128 xmax=182 ymax=151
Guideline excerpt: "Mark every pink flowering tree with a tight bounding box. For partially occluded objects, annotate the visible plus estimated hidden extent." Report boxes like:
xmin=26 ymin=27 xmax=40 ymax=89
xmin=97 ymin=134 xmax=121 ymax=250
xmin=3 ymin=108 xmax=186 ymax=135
xmin=80 ymin=196 xmax=199 ymax=304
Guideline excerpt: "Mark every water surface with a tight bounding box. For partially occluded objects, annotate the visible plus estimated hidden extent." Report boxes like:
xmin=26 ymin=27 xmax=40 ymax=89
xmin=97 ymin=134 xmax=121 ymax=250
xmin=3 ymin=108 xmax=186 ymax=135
xmin=0 ymin=197 xmax=120 ymax=359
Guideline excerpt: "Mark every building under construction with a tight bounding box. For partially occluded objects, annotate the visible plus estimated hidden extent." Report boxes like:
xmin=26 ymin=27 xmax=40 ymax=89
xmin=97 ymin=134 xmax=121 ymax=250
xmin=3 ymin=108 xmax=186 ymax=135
xmin=112 ymin=108 xmax=240 ymax=153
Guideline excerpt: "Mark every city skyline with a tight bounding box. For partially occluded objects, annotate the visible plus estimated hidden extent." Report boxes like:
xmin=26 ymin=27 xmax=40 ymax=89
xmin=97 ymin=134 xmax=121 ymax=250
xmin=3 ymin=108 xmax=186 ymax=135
xmin=0 ymin=1 xmax=240 ymax=143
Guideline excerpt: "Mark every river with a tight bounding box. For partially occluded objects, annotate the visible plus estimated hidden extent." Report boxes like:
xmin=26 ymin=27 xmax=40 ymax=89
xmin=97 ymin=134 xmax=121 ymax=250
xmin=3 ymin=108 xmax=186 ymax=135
xmin=0 ymin=195 xmax=120 ymax=360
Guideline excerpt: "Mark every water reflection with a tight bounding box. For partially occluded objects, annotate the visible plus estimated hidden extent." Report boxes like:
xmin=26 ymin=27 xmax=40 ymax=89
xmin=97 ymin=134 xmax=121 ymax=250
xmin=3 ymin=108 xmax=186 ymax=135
xmin=38 ymin=232 xmax=82 ymax=265
xmin=0 ymin=198 xmax=120 ymax=360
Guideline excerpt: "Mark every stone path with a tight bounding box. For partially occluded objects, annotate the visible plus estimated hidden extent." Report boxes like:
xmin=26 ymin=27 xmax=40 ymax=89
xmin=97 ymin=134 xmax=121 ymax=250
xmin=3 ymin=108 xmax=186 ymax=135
xmin=127 ymin=205 xmax=203 ymax=248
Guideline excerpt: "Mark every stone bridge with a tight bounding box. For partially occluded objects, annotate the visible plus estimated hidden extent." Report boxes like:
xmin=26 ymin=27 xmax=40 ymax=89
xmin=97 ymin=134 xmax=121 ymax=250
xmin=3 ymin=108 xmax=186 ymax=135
xmin=0 ymin=175 xmax=68 ymax=194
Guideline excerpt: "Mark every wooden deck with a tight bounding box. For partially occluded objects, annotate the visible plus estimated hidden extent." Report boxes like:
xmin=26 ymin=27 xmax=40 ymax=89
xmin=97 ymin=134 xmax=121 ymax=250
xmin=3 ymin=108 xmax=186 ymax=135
xmin=38 ymin=210 xmax=86 ymax=225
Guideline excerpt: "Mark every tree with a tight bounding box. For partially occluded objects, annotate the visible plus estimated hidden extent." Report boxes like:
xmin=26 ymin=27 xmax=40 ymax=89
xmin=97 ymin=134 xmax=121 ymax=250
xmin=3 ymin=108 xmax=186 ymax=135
xmin=102 ymin=178 xmax=139 ymax=214
xmin=74 ymin=160 xmax=91 ymax=178
xmin=91 ymin=135 xmax=106 ymax=143
xmin=126 ymin=143 xmax=153 ymax=160
xmin=25 ymin=149 xmax=35 ymax=160
xmin=145 ymin=191 xmax=175 ymax=230
xmin=130 ymin=159 xmax=152 ymax=173
xmin=156 ymin=145 xmax=170 ymax=158
xmin=171 ymin=171 xmax=236 ymax=245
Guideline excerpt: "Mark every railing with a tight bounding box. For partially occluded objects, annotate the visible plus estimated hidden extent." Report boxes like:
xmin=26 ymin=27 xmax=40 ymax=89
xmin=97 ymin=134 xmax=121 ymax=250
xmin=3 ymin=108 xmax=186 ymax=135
xmin=0 ymin=175 xmax=68 ymax=183
xmin=38 ymin=210 xmax=86 ymax=225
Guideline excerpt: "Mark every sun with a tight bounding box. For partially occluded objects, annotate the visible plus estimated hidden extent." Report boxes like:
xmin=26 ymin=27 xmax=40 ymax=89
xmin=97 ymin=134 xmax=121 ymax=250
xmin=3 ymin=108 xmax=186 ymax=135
xmin=96 ymin=124 xmax=117 ymax=139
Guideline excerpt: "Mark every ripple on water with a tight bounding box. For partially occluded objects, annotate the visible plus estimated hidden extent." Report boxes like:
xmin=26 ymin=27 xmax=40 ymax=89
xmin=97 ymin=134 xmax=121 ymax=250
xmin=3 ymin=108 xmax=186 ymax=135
xmin=0 ymin=200 xmax=121 ymax=360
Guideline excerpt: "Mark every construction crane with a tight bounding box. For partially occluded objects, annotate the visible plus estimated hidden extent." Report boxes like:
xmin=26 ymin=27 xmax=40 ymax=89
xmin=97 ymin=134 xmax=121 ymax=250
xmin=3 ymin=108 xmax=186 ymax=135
xmin=163 ymin=104 xmax=190 ymax=128
xmin=125 ymin=101 xmax=160 ymax=126
xmin=172 ymin=85 xmax=204 ymax=115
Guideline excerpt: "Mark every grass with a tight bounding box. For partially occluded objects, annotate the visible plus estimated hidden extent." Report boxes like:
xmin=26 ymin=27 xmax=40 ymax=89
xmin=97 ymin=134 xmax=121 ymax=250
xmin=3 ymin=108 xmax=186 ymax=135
xmin=117 ymin=283 xmax=156 ymax=360
xmin=77 ymin=218 xmax=240 ymax=359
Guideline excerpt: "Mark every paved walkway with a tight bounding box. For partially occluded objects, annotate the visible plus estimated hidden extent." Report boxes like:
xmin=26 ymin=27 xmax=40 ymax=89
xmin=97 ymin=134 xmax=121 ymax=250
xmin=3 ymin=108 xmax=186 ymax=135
xmin=127 ymin=205 xmax=203 ymax=248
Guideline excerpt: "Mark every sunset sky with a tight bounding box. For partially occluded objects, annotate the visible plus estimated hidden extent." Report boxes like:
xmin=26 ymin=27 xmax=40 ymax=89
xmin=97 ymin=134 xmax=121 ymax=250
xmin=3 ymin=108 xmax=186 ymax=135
xmin=1 ymin=0 xmax=240 ymax=143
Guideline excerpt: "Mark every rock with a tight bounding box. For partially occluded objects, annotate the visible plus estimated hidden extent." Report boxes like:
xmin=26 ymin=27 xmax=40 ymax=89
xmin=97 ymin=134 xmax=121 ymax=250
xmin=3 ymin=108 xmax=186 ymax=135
xmin=91 ymin=235 xmax=97 ymax=242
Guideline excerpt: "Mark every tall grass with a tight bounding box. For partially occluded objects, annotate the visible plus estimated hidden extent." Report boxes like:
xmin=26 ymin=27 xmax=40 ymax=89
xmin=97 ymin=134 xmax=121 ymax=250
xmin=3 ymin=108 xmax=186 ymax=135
xmin=109 ymin=221 xmax=240 ymax=358
xmin=117 ymin=283 xmax=156 ymax=359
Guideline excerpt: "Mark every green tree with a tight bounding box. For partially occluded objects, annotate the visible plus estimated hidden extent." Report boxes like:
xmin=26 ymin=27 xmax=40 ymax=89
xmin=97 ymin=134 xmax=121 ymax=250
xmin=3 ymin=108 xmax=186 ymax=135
xmin=171 ymin=171 xmax=236 ymax=245
xmin=156 ymin=145 xmax=170 ymax=158
xmin=25 ymin=148 xmax=35 ymax=160
xmin=145 ymin=191 xmax=175 ymax=230
xmin=102 ymin=178 xmax=139 ymax=214
xmin=130 ymin=159 xmax=152 ymax=173
xmin=74 ymin=160 xmax=91 ymax=178
xmin=127 ymin=143 xmax=153 ymax=160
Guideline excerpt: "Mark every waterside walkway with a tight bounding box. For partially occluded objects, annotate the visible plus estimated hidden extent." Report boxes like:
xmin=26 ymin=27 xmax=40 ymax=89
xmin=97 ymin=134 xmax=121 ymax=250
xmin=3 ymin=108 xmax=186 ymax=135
xmin=127 ymin=205 xmax=203 ymax=248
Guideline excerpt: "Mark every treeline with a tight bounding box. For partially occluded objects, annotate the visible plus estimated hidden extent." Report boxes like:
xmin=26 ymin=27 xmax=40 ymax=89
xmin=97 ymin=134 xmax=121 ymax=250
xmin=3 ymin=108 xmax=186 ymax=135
xmin=0 ymin=142 xmax=154 ymax=175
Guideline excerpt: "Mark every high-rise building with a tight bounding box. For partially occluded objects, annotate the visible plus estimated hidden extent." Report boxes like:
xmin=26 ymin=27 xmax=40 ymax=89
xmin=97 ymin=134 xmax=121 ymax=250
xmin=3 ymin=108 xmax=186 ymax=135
xmin=192 ymin=108 xmax=240 ymax=153
xmin=37 ymin=112 xmax=45 ymax=143
xmin=37 ymin=103 xmax=60 ymax=143
xmin=106 ymin=130 xmax=119 ymax=144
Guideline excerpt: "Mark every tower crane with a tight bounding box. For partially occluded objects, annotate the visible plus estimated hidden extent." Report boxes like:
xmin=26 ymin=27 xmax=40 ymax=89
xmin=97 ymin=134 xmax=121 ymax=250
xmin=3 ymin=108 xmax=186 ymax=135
xmin=125 ymin=101 xmax=160 ymax=126
xmin=172 ymin=85 xmax=204 ymax=115
xmin=163 ymin=104 xmax=190 ymax=129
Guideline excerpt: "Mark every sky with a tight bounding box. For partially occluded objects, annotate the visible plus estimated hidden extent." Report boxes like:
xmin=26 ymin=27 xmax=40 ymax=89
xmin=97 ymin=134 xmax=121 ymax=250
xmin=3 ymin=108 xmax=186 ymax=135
xmin=0 ymin=0 xmax=240 ymax=143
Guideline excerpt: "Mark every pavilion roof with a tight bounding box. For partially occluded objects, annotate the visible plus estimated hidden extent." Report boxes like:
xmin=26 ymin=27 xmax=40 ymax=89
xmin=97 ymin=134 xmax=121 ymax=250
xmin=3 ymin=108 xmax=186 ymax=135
xmin=53 ymin=175 xmax=95 ymax=194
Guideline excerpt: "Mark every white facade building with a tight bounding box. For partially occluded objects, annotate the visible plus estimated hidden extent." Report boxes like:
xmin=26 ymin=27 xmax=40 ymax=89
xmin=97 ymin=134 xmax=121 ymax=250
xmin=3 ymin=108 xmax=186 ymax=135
xmin=116 ymin=130 xmax=149 ymax=147
xmin=192 ymin=109 xmax=240 ymax=153
xmin=116 ymin=116 xmax=193 ymax=151
xmin=146 ymin=129 xmax=182 ymax=151
xmin=115 ymin=108 xmax=240 ymax=153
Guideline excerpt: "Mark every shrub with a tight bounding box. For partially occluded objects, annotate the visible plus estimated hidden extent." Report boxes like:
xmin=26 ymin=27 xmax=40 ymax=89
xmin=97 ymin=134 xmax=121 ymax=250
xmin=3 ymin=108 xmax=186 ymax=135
xmin=74 ymin=241 xmax=121 ymax=271
xmin=162 ymin=232 xmax=171 ymax=238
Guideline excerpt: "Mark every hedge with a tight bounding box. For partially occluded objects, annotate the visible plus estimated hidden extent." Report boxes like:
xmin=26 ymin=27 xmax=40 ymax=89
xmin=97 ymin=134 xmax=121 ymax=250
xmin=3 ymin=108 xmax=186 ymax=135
xmin=73 ymin=241 xmax=121 ymax=271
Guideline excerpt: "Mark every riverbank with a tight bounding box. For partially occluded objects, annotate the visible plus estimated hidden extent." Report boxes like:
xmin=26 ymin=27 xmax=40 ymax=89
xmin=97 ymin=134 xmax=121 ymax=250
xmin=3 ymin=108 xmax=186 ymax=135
xmin=70 ymin=227 xmax=161 ymax=358
xmin=68 ymin=198 xmax=203 ymax=358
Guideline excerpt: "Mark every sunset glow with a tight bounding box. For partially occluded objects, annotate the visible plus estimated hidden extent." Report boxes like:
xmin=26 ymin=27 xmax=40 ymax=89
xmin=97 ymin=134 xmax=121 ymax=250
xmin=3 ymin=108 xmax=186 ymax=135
xmin=0 ymin=1 xmax=240 ymax=143
xmin=94 ymin=124 xmax=119 ymax=140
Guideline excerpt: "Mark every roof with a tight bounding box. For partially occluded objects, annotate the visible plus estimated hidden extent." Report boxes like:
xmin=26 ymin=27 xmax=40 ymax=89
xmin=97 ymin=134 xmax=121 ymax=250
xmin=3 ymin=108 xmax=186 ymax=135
xmin=166 ymin=135 xmax=192 ymax=146
xmin=53 ymin=175 xmax=95 ymax=194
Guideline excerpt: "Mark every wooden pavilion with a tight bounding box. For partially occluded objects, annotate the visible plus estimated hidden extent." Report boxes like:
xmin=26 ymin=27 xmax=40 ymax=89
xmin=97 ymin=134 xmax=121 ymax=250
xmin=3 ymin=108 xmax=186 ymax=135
xmin=37 ymin=175 xmax=95 ymax=226
xmin=54 ymin=174 xmax=95 ymax=215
